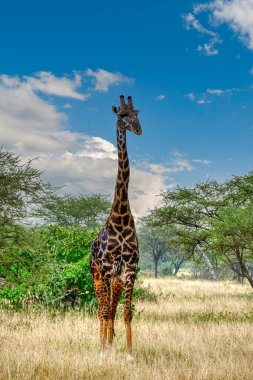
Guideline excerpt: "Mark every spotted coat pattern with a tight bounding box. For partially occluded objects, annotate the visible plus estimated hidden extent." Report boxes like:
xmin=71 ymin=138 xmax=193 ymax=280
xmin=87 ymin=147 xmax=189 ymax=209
xmin=90 ymin=95 xmax=142 ymax=355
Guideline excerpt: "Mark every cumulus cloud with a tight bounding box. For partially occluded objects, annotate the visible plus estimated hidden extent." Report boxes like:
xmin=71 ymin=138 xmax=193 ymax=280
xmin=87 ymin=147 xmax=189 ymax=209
xmin=143 ymin=162 xmax=172 ymax=176
xmin=169 ymin=159 xmax=194 ymax=173
xmin=0 ymin=71 xmax=170 ymax=216
xmin=143 ymin=159 xmax=194 ymax=175
xmin=212 ymin=0 xmax=253 ymax=50
xmin=184 ymin=0 xmax=253 ymax=55
xmin=85 ymin=68 xmax=133 ymax=92
xmin=0 ymin=72 xmax=88 ymax=100
xmin=1 ymin=70 xmax=207 ymax=216
xmin=0 ymin=78 xmax=66 ymax=153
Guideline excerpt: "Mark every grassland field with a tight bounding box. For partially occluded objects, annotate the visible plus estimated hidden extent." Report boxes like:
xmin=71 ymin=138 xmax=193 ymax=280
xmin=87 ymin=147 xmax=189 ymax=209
xmin=0 ymin=278 xmax=253 ymax=380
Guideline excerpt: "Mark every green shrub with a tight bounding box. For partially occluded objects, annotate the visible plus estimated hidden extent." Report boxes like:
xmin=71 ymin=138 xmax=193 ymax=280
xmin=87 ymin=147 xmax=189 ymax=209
xmin=0 ymin=226 xmax=98 ymax=311
xmin=133 ymin=283 xmax=158 ymax=302
xmin=0 ymin=226 xmax=146 ymax=313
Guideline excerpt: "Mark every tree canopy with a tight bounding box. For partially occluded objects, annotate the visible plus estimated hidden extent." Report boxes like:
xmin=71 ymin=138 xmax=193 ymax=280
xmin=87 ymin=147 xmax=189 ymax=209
xmin=40 ymin=193 xmax=111 ymax=228
xmin=149 ymin=172 xmax=253 ymax=286
xmin=0 ymin=147 xmax=54 ymax=247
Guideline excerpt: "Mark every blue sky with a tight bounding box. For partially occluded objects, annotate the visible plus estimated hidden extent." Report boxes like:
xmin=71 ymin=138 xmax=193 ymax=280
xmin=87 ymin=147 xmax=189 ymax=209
xmin=1 ymin=0 xmax=253 ymax=215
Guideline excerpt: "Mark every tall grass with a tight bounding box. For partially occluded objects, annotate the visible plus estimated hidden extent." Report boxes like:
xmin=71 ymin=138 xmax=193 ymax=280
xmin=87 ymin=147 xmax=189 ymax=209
xmin=0 ymin=278 xmax=252 ymax=379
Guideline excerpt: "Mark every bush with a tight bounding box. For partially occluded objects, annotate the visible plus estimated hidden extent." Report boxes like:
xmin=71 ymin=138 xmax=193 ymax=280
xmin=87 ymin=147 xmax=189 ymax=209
xmin=0 ymin=226 xmax=146 ymax=313
xmin=0 ymin=226 xmax=98 ymax=311
xmin=133 ymin=283 xmax=158 ymax=303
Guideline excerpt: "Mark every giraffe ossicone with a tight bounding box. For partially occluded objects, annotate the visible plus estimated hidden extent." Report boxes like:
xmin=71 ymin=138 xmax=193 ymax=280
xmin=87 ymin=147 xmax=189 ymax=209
xmin=90 ymin=95 xmax=142 ymax=357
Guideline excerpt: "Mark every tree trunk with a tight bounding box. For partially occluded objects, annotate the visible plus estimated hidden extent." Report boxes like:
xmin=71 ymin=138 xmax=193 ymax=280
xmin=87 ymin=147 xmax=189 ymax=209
xmin=242 ymin=263 xmax=253 ymax=288
xmin=154 ymin=260 xmax=158 ymax=279
xmin=202 ymin=253 xmax=218 ymax=281
xmin=234 ymin=248 xmax=253 ymax=288
xmin=232 ymin=264 xmax=244 ymax=283
xmin=246 ymin=274 xmax=253 ymax=288
xmin=173 ymin=260 xmax=184 ymax=276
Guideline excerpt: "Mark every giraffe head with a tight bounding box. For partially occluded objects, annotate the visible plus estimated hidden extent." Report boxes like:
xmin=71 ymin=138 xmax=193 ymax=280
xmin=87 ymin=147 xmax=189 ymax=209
xmin=112 ymin=95 xmax=142 ymax=135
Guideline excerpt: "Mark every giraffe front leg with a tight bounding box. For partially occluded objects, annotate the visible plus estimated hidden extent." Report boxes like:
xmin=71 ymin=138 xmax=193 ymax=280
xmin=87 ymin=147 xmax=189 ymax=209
xmin=91 ymin=267 xmax=106 ymax=351
xmin=123 ymin=278 xmax=135 ymax=361
xmin=108 ymin=278 xmax=124 ymax=345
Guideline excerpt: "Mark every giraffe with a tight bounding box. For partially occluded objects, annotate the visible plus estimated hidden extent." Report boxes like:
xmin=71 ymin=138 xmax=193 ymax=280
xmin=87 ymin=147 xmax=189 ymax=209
xmin=90 ymin=95 xmax=142 ymax=361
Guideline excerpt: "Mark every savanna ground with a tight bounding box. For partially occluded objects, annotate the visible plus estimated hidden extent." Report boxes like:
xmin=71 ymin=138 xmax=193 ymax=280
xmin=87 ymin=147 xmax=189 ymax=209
xmin=1 ymin=278 xmax=253 ymax=380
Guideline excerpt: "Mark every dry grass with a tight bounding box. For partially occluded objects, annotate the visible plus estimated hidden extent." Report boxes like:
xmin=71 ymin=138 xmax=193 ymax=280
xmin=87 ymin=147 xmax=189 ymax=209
xmin=1 ymin=278 xmax=253 ymax=379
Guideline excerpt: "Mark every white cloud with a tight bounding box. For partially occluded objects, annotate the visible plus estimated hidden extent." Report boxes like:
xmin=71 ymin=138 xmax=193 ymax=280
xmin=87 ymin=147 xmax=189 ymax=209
xmin=28 ymin=139 xmax=168 ymax=217
xmin=0 ymin=71 xmax=168 ymax=216
xmin=144 ymin=158 xmax=194 ymax=175
xmin=170 ymin=149 xmax=186 ymax=158
xmin=0 ymin=72 xmax=88 ymax=100
xmin=197 ymin=38 xmax=220 ymax=56
xmin=63 ymin=103 xmax=73 ymax=109
xmin=143 ymin=162 xmax=171 ymax=176
xmin=193 ymin=3 xmax=212 ymax=14
xmin=197 ymin=99 xmax=208 ymax=105
xmin=183 ymin=12 xmax=216 ymax=36
xmin=184 ymin=0 xmax=253 ymax=55
xmin=186 ymin=92 xmax=209 ymax=105
xmin=187 ymin=93 xmax=196 ymax=101
xmin=207 ymin=88 xmax=224 ymax=95
xmin=183 ymin=8 xmax=222 ymax=56
xmin=169 ymin=159 xmax=194 ymax=173
xmin=186 ymin=87 xmax=239 ymax=105
xmin=192 ymin=159 xmax=211 ymax=164
xmin=85 ymin=68 xmax=133 ymax=92
xmin=0 ymin=79 xmax=66 ymax=152
xmin=212 ymin=0 xmax=253 ymax=50
xmin=155 ymin=94 xmax=166 ymax=101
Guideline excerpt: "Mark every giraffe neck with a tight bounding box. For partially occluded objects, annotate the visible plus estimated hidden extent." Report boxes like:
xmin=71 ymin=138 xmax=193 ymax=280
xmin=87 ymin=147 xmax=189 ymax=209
xmin=111 ymin=125 xmax=131 ymax=216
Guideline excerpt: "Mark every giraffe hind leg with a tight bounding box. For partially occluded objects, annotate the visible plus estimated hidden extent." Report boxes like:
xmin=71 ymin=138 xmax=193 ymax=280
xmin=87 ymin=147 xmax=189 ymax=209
xmin=124 ymin=279 xmax=135 ymax=357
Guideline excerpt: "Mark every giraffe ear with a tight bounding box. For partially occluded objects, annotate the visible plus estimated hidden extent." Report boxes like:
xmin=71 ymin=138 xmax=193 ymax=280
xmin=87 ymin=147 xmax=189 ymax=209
xmin=112 ymin=106 xmax=118 ymax=114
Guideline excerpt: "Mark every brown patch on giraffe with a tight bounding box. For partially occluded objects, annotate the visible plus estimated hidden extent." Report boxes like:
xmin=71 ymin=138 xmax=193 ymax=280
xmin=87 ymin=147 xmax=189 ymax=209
xmin=121 ymin=188 xmax=128 ymax=202
xmin=122 ymin=214 xmax=130 ymax=226
xmin=120 ymin=203 xmax=129 ymax=214
xmin=122 ymin=169 xmax=130 ymax=182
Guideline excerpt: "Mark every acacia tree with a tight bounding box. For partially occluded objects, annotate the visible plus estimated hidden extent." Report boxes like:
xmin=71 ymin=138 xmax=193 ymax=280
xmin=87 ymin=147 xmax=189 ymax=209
xmin=0 ymin=147 xmax=54 ymax=248
xmin=139 ymin=223 xmax=193 ymax=277
xmin=40 ymin=193 xmax=111 ymax=228
xmin=138 ymin=226 xmax=168 ymax=278
xmin=150 ymin=172 xmax=253 ymax=287
xmin=210 ymin=206 xmax=253 ymax=287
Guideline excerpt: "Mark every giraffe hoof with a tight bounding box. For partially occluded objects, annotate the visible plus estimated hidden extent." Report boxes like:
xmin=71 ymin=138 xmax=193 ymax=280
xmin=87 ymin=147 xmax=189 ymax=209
xmin=99 ymin=351 xmax=107 ymax=362
xmin=126 ymin=354 xmax=135 ymax=364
